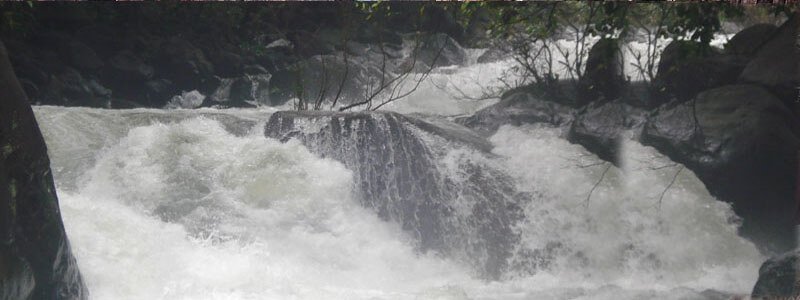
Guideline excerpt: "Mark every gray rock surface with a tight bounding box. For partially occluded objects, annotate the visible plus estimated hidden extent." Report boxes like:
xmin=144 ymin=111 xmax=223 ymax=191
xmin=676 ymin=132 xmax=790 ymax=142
xmin=265 ymin=110 xmax=524 ymax=279
xmin=752 ymin=249 xmax=800 ymax=299
xmin=642 ymin=84 xmax=799 ymax=251
xmin=0 ymin=40 xmax=87 ymax=300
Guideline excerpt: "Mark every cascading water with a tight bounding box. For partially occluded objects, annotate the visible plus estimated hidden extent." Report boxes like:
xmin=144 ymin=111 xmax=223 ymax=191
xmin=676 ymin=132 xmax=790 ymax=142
xmin=31 ymin=35 xmax=762 ymax=299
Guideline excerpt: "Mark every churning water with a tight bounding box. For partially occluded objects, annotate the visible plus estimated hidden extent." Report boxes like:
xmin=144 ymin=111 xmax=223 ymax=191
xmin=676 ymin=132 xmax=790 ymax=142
xmin=32 ymin=35 xmax=761 ymax=299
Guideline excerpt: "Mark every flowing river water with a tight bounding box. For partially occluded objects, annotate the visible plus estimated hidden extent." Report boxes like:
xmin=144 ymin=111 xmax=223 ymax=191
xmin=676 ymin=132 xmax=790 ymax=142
xmin=31 ymin=36 xmax=764 ymax=300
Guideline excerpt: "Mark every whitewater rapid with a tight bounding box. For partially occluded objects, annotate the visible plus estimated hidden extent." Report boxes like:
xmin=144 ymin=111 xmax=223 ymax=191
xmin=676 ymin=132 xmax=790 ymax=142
xmin=33 ymin=105 xmax=762 ymax=300
xmin=30 ymin=33 xmax=761 ymax=299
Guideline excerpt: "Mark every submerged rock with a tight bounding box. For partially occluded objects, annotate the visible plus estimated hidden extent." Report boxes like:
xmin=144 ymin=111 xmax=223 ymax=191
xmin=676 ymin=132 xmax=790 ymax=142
xmin=0 ymin=41 xmax=87 ymax=299
xmin=752 ymin=250 xmax=800 ymax=298
xmin=265 ymin=110 xmax=523 ymax=279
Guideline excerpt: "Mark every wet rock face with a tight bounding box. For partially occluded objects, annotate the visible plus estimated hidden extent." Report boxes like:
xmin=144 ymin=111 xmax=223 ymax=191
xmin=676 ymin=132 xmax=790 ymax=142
xmin=418 ymin=33 xmax=467 ymax=68
xmin=568 ymin=100 xmax=639 ymax=164
xmin=724 ymin=23 xmax=778 ymax=57
xmin=752 ymin=250 xmax=800 ymax=299
xmin=265 ymin=110 xmax=523 ymax=279
xmin=651 ymin=41 xmax=748 ymax=105
xmin=642 ymin=84 xmax=799 ymax=251
xmin=458 ymin=91 xmax=576 ymax=135
xmin=578 ymin=38 xmax=625 ymax=105
xmin=0 ymin=41 xmax=87 ymax=299
xmin=738 ymin=15 xmax=799 ymax=106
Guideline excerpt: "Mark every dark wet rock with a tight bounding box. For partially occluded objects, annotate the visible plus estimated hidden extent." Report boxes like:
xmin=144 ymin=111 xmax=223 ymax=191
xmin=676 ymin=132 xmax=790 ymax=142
xmin=464 ymin=7 xmax=492 ymax=47
xmin=651 ymin=41 xmax=748 ymax=104
xmin=208 ymin=48 xmax=245 ymax=78
xmin=567 ymin=100 xmax=636 ymax=163
xmin=74 ymin=25 xmax=122 ymax=58
xmin=290 ymin=53 xmax=384 ymax=104
xmin=0 ymin=40 xmax=87 ymax=300
xmin=578 ymin=38 xmax=625 ymax=105
xmin=738 ymin=15 xmax=798 ymax=106
xmin=6 ymin=47 xmax=50 ymax=87
xmin=142 ymin=78 xmax=178 ymax=107
xmin=419 ymin=5 xmax=465 ymax=42
xmin=751 ymin=249 xmax=800 ymax=299
xmin=40 ymin=68 xmax=109 ymax=107
xmin=18 ymin=79 xmax=39 ymax=102
xmin=417 ymin=33 xmax=467 ymax=68
xmin=641 ymin=84 xmax=799 ymax=252
xmin=206 ymin=65 xmax=271 ymax=108
xmin=724 ymin=23 xmax=778 ymax=56
xmin=700 ymin=289 xmax=740 ymax=300
xmin=105 ymin=50 xmax=154 ymax=82
xmin=458 ymin=89 xmax=576 ymax=135
xmin=67 ymin=40 xmax=104 ymax=72
xmin=98 ymin=50 xmax=157 ymax=106
xmin=230 ymin=74 xmax=271 ymax=107
xmin=156 ymin=37 xmax=215 ymax=90
xmin=477 ymin=42 xmax=511 ymax=64
xmin=265 ymin=110 xmax=523 ymax=279
xmin=288 ymin=30 xmax=336 ymax=58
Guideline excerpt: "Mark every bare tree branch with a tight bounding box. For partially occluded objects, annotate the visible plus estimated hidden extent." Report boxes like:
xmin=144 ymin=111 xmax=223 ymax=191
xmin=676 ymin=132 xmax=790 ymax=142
xmin=656 ymin=165 xmax=683 ymax=209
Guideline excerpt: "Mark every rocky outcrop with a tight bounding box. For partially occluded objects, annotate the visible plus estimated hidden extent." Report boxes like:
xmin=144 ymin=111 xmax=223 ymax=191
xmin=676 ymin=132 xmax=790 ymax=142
xmin=738 ymin=14 xmax=798 ymax=106
xmin=724 ymin=23 xmax=778 ymax=57
xmin=567 ymin=100 xmax=645 ymax=164
xmin=651 ymin=41 xmax=748 ymax=105
xmin=477 ymin=42 xmax=511 ymax=64
xmin=0 ymin=41 xmax=87 ymax=299
xmin=458 ymin=90 xmax=576 ymax=135
xmin=206 ymin=65 xmax=272 ymax=108
xmin=578 ymin=38 xmax=625 ymax=105
xmin=641 ymin=85 xmax=799 ymax=251
xmin=752 ymin=250 xmax=800 ymax=299
xmin=265 ymin=111 xmax=523 ymax=279
xmin=417 ymin=33 xmax=467 ymax=69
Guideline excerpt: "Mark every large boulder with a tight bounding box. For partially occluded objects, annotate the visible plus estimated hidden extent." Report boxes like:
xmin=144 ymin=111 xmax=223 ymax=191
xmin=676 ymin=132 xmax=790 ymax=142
xmin=419 ymin=5 xmax=465 ymax=42
xmin=98 ymin=50 xmax=157 ymax=106
xmin=651 ymin=41 xmax=748 ymax=105
xmin=0 ymin=41 xmax=87 ymax=299
xmin=568 ymin=100 xmax=644 ymax=163
xmin=578 ymin=38 xmax=625 ymax=105
xmin=207 ymin=65 xmax=271 ymax=108
xmin=66 ymin=40 xmax=104 ymax=72
xmin=458 ymin=89 xmax=576 ymax=135
xmin=752 ymin=250 xmax=800 ymax=298
xmin=414 ymin=33 xmax=467 ymax=69
xmin=476 ymin=42 xmax=511 ymax=64
xmin=738 ymin=15 xmax=798 ymax=106
xmin=724 ymin=23 xmax=778 ymax=57
xmin=641 ymin=84 xmax=799 ymax=251
xmin=265 ymin=111 xmax=522 ymax=279
xmin=45 ymin=68 xmax=111 ymax=107
xmin=155 ymin=37 xmax=215 ymax=91
xmin=270 ymin=53 xmax=384 ymax=107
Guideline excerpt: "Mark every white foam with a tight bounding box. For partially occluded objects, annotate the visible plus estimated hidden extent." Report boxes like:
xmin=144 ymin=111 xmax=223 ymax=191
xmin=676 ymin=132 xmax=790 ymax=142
xmin=49 ymin=115 xmax=474 ymax=300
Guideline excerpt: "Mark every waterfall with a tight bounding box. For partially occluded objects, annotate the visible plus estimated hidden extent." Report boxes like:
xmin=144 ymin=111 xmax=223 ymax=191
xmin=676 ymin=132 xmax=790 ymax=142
xmin=32 ymin=104 xmax=763 ymax=300
xmin=24 ymin=32 xmax=764 ymax=300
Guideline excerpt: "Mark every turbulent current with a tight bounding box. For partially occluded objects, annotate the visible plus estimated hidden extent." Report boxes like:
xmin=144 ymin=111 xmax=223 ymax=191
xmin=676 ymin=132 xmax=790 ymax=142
xmin=31 ymin=38 xmax=761 ymax=299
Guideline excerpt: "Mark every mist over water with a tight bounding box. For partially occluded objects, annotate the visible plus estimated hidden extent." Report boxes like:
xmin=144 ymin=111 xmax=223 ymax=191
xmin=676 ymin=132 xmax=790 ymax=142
xmin=32 ymin=34 xmax=761 ymax=299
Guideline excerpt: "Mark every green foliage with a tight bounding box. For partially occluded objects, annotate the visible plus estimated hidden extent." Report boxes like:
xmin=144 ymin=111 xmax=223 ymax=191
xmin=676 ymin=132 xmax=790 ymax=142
xmin=480 ymin=2 xmax=773 ymax=45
